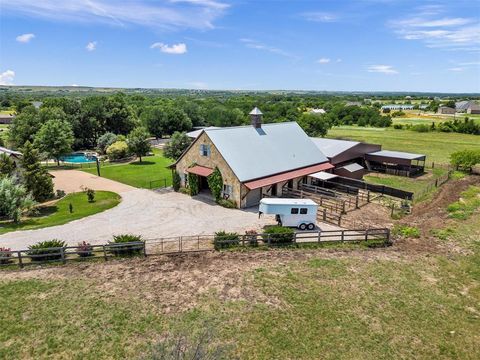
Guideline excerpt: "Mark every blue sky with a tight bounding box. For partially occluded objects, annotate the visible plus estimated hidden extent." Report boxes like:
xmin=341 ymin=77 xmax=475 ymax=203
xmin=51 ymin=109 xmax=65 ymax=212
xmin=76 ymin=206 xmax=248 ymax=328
xmin=1 ymin=0 xmax=479 ymax=92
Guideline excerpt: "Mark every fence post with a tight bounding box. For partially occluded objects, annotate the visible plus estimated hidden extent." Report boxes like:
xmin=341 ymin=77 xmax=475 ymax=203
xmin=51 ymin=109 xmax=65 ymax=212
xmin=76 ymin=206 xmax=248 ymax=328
xmin=60 ymin=247 xmax=66 ymax=264
xmin=198 ymin=236 xmax=200 ymax=250
xmin=365 ymin=229 xmax=369 ymax=242
xmin=293 ymin=232 xmax=297 ymax=244
xmin=17 ymin=251 xmax=23 ymax=269
xmin=267 ymin=234 xmax=271 ymax=246
xmin=103 ymin=245 xmax=108 ymax=261
xmin=367 ymin=191 xmax=370 ymax=203
xmin=318 ymin=231 xmax=321 ymax=243
xmin=341 ymin=230 xmax=345 ymax=243
xmin=143 ymin=242 xmax=147 ymax=257
xmin=355 ymin=196 xmax=359 ymax=209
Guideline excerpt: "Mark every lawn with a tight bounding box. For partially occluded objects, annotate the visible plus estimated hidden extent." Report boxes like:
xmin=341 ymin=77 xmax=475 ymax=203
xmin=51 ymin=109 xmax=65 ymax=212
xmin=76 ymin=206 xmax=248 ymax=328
xmin=328 ymin=126 xmax=480 ymax=165
xmin=0 ymin=191 xmax=120 ymax=235
xmin=82 ymin=149 xmax=173 ymax=188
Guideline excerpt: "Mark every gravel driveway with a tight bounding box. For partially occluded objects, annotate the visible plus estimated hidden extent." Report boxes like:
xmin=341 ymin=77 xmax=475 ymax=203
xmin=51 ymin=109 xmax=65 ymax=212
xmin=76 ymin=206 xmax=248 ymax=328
xmin=0 ymin=189 xmax=279 ymax=250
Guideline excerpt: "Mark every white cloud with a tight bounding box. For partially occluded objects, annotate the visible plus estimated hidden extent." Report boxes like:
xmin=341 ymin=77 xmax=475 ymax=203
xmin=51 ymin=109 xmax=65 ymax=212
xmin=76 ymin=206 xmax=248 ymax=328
xmin=239 ymin=38 xmax=298 ymax=60
xmin=16 ymin=33 xmax=35 ymax=43
xmin=0 ymin=70 xmax=15 ymax=85
xmin=389 ymin=6 xmax=480 ymax=51
xmin=367 ymin=65 xmax=398 ymax=74
xmin=1 ymin=0 xmax=228 ymax=31
xmin=317 ymin=58 xmax=331 ymax=64
xmin=86 ymin=41 xmax=97 ymax=51
xmin=448 ymin=67 xmax=464 ymax=72
xmin=150 ymin=42 xmax=187 ymax=54
xmin=300 ymin=12 xmax=337 ymax=23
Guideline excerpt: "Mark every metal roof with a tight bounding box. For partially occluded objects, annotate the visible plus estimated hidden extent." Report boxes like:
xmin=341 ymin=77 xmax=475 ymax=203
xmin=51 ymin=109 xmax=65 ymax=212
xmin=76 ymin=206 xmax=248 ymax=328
xmin=310 ymin=138 xmax=360 ymax=159
xmin=186 ymin=127 xmax=219 ymax=138
xmin=367 ymin=150 xmax=425 ymax=160
xmin=249 ymin=107 xmax=263 ymax=115
xmin=243 ymin=162 xmax=333 ymax=190
xmin=309 ymin=171 xmax=338 ymax=180
xmin=339 ymin=163 xmax=364 ymax=172
xmin=0 ymin=146 xmax=22 ymax=157
xmin=205 ymin=122 xmax=329 ymax=182
xmin=260 ymin=198 xmax=318 ymax=206
xmin=186 ymin=165 xmax=213 ymax=177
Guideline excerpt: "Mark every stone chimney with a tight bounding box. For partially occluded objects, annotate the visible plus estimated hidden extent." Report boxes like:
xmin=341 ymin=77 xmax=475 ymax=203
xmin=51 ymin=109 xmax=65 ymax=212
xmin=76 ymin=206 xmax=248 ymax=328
xmin=249 ymin=107 xmax=263 ymax=129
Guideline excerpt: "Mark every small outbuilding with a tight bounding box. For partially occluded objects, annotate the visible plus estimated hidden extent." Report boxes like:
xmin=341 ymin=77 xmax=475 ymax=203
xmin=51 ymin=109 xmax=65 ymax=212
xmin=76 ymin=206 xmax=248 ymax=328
xmin=365 ymin=150 xmax=426 ymax=177
xmin=437 ymin=106 xmax=455 ymax=115
xmin=0 ymin=114 xmax=14 ymax=124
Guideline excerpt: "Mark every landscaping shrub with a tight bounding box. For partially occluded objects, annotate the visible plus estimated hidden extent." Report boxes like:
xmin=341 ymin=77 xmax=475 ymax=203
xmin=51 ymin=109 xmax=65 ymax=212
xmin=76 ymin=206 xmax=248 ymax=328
xmin=77 ymin=241 xmax=93 ymax=257
xmin=411 ymin=124 xmax=431 ymax=133
xmin=450 ymin=149 xmax=480 ymax=172
xmin=0 ymin=247 xmax=12 ymax=264
xmin=84 ymin=188 xmax=95 ymax=203
xmin=108 ymin=234 xmax=145 ymax=256
xmin=213 ymin=231 xmax=239 ymax=250
xmin=392 ymin=225 xmax=420 ymax=238
xmin=28 ymin=239 xmax=66 ymax=262
xmin=262 ymin=226 xmax=295 ymax=244
xmin=178 ymin=187 xmax=190 ymax=195
xmin=172 ymin=171 xmax=181 ymax=192
xmin=393 ymin=124 xmax=403 ymax=129
xmin=207 ymin=167 xmax=223 ymax=201
xmin=56 ymin=189 xmax=66 ymax=199
xmin=106 ymin=140 xmax=129 ymax=161
xmin=217 ymin=198 xmax=236 ymax=208
xmin=187 ymin=172 xmax=199 ymax=196
xmin=245 ymin=229 xmax=258 ymax=247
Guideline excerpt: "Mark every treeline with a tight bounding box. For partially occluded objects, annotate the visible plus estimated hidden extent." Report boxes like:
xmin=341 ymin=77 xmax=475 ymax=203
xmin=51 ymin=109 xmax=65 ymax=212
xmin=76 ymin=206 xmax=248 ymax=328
xmin=6 ymin=93 xmax=393 ymax=151
xmin=394 ymin=118 xmax=480 ymax=135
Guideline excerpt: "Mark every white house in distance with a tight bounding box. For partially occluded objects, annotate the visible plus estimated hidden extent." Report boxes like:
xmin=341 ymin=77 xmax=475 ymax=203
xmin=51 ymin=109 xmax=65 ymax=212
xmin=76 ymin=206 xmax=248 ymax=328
xmin=0 ymin=146 xmax=22 ymax=167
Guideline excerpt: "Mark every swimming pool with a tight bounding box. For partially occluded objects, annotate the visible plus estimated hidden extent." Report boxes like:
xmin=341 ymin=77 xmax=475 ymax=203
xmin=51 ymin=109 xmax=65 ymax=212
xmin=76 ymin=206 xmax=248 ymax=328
xmin=60 ymin=153 xmax=97 ymax=163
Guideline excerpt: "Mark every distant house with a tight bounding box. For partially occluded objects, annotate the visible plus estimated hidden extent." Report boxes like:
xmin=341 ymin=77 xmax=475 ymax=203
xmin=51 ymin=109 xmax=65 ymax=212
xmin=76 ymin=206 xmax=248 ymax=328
xmin=437 ymin=106 xmax=456 ymax=115
xmin=455 ymin=100 xmax=480 ymax=113
xmin=309 ymin=108 xmax=326 ymax=114
xmin=0 ymin=114 xmax=14 ymax=124
xmin=172 ymin=108 xmax=333 ymax=208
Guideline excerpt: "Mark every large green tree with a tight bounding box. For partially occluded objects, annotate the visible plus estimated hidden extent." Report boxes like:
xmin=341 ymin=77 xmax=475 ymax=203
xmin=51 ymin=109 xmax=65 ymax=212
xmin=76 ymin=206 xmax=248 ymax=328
xmin=34 ymin=120 xmax=74 ymax=165
xmin=162 ymin=107 xmax=192 ymax=136
xmin=141 ymin=106 xmax=165 ymax=139
xmin=0 ymin=153 xmax=16 ymax=178
xmin=127 ymin=127 xmax=151 ymax=163
xmin=298 ymin=113 xmax=331 ymax=137
xmin=163 ymin=132 xmax=192 ymax=160
xmin=8 ymin=106 xmax=41 ymax=147
xmin=20 ymin=141 xmax=54 ymax=202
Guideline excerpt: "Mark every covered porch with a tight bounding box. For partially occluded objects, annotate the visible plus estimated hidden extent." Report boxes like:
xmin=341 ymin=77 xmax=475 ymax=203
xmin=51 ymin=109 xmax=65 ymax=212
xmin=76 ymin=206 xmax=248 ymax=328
xmin=365 ymin=150 xmax=426 ymax=177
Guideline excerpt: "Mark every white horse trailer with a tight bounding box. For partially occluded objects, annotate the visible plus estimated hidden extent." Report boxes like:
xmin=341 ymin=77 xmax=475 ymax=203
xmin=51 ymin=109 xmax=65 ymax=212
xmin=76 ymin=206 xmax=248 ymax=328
xmin=259 ymin=198 xmax=318 ymax=230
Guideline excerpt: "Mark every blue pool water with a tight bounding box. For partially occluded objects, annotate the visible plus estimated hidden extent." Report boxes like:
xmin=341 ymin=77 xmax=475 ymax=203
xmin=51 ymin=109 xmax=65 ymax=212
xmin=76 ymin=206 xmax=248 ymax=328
xmin=60 ymin=153 xmax=97 ymax=163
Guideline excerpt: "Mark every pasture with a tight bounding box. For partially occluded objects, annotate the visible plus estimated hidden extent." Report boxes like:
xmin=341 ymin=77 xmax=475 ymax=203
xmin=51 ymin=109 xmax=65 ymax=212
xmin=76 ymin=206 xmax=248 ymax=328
xmin=82 ymin=149 xmax=173 ymax=189
xmin=328 ymin=126 xmax=480 ymax=164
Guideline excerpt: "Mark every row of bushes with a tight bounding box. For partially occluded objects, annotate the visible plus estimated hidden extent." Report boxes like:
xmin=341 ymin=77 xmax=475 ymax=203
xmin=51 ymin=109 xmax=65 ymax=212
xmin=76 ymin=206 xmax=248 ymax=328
xmin=0 ymin=234 xmax=145 ymax=264
xmin=393 ymin=118 xmax=480 ymax=135
xmin=213 ymin=226 xmax=295 ymax=250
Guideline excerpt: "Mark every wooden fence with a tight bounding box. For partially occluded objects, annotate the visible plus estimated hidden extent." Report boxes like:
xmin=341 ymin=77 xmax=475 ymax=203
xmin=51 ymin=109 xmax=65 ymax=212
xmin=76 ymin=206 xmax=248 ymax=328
xmin=0 ymin=229 xmax=390 ymax=269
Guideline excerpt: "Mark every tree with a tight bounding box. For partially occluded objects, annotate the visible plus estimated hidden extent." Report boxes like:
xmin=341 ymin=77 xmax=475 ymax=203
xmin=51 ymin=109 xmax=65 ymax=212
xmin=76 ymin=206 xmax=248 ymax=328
xmin=96 ymin=132 xmax=118 ymax=154
xmin=298 ymin=113 xmax=331 ymax=137
xmin=127 ymin=127 xmax=151 ymax=163
xmin=162 ymin=107 xmax=192 ymax=136
xmin=163 ymin=132 xmax=192 ymax=160
xmin=20 ymin=141 xmax=54 ymax=202
xmin=106 ymin=140 xmax=129 ymax=160
xmin=141 ymin=106 xmax=165 ymax=139
xmin=0 ymin=153 xmax=16 ymax=178
xmin=34 ymin=119 xmax=74 ymax=165
xmin=8 ymin=105 xmax=41 ymax=147
xmin=450 ymin=149 xmax=480 ymax=171
xmin=0 ymin=176 xmax=36 ymax=223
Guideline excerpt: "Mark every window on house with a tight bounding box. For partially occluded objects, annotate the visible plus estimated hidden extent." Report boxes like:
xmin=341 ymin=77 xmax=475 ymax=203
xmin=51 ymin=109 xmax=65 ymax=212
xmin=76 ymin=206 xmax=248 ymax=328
xmin=291 ymin=208 xmax=299 ymax=214
xmin=184 ymin=172 xmax=189 ymax=186
xmin=200 ymin=144 xmax=211 ymax=157
xmin=300 ymin=208 xmax=308 ymax=214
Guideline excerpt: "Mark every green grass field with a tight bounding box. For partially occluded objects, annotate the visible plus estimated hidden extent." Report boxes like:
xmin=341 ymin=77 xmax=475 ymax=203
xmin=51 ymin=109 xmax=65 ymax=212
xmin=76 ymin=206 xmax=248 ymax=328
xmin=1 ymin=219 xmax=478 ymax=359
xmin=82 ymin=149 xmax=173 ymax=188
xmin=328 ymin=126 xmax=480 ymax=165
xmin=0 ymin=191 xmax=120 ymax=235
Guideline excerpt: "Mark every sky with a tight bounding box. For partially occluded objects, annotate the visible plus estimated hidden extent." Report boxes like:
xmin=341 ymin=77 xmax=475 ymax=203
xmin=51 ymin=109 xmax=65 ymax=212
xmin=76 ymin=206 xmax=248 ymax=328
xmin=0 ymin=0 xmax=479 ymax=92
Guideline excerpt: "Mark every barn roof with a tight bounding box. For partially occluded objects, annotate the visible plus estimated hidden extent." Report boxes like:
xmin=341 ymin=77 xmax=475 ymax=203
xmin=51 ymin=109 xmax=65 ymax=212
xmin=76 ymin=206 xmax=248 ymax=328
xmin=0 ymin=146 xmax=22 ymax=157
xmin=310 ymin=138 xmax=360 ymax=159
xmin=367 ymin=150 xmax=425 ymax=160
xmin=204 ymin=122 xmax=329 ymax=182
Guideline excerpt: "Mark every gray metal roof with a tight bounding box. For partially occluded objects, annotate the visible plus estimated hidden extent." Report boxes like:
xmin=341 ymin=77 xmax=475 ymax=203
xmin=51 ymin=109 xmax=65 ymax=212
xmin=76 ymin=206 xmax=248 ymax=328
xmin=367 ymin=150 xmax=425 ymax=160
xmin=186 ymin=127 xmax=219 ymax=138
xmin=205 ymin=122 xmax=329 ymax=182
xmin=0 ymin=146 xmax=22 ymax=157
xmin=310 ymin=138 xmax=360 ymax=159
xmin=339 ymin=163 xmax=364 ymax=172
xmin=249 ymin=107 xmax=263 ymax=115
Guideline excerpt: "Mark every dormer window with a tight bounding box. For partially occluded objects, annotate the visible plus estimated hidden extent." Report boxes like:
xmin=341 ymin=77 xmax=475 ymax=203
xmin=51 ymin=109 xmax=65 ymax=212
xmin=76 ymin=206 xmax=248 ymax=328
xmin=200 ymin=144 xmax=211 ymax=157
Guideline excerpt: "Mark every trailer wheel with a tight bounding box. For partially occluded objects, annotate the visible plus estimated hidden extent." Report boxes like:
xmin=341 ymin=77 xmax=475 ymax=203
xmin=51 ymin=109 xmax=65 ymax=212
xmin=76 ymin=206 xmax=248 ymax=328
xmin=299 ymin=223 xmax=307 ymax=231
xmin=307 ymin=223 xmax=315 ymax=230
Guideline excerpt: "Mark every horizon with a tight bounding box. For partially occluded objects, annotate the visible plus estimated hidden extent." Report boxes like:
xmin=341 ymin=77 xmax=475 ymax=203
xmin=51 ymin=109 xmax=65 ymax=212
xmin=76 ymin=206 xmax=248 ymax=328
xmin=1 ymin=0 xmax=480 ymax=92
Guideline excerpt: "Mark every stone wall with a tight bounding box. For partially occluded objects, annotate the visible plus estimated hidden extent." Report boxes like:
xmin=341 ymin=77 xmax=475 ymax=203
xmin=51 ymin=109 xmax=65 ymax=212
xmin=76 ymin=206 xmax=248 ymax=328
xmin=175 ymin=132 xmax=242 ymax=207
